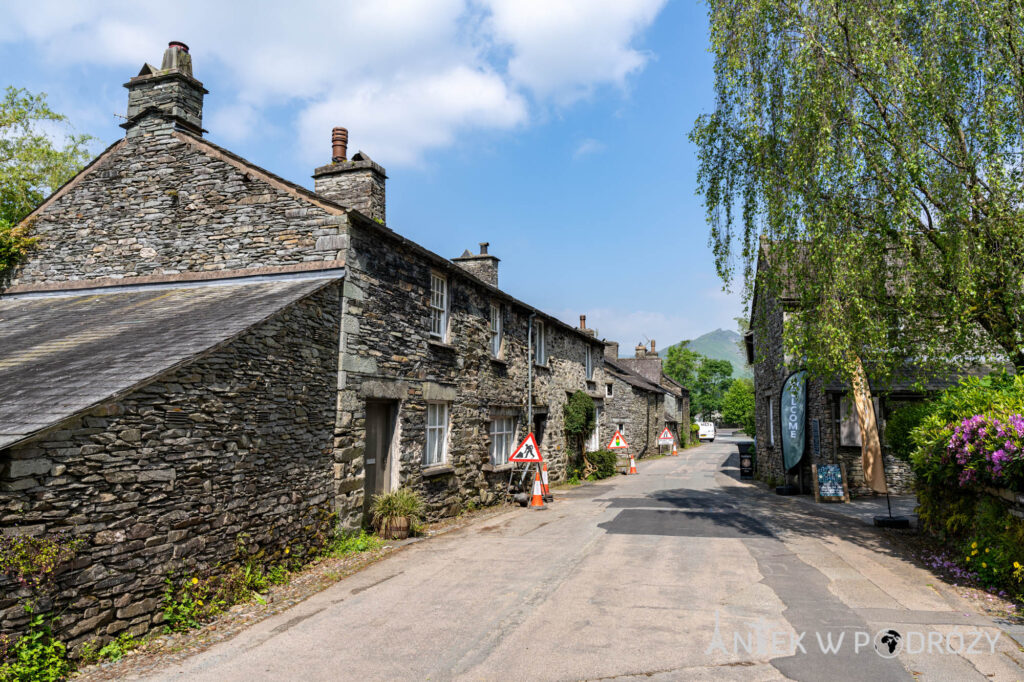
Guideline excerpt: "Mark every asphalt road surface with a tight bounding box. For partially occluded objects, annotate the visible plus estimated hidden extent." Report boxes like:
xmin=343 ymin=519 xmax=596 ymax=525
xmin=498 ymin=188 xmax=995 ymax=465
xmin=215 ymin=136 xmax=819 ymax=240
xmin=143 ymin=435 xmax=1024 ymax=681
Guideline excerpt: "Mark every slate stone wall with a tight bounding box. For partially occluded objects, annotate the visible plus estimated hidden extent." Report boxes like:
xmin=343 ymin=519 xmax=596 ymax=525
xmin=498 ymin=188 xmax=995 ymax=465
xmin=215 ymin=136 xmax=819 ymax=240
xmin=333 ymin=221 xmax=606 ymax=526
xmin=0 ymin=283 xmax=341 ymax=649
xmin=10 ymin=132 xmax=347 ymax=288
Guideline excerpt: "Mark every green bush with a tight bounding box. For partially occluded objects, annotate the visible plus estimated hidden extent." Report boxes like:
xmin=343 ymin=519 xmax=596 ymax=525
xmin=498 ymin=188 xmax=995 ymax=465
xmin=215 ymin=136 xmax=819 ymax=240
xmin=0 ymin=606 xmax=69 ymax=682
xmin=885 ymin=401 xmax=932 ymax=460
xmin=584 ymin=450 xmax=618 ymax=479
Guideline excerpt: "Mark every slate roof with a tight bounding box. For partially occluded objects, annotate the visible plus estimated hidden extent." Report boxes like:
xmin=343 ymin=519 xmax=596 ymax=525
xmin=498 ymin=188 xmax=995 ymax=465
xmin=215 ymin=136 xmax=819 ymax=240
xmin=605 ymin=359 xmax=667 ymax=394
xmin=0 ymin=273 xmax=341 ymax=450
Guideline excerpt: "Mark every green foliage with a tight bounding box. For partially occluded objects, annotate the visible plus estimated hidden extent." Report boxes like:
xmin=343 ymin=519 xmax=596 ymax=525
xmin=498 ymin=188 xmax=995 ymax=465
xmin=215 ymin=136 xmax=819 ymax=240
xmin=0 ymin=87 xmax=93 ymax=279
xmin=909 ymin=373 xmax=1024 ymax=488
xmin=664 ymin=343 xmax=703 ymax=388
xmin=694 ymin=0 xmax=1024 ymax=379
xmin=328 ymin=530 xmax=384 ymax=557
xmin=691 ymin=358 xmax=734 ymax=419
xmin=721 ymin=378 xmax=755 ymax=435
xmin=563 ymin=390 xmax=596 ymax=465
xmin=0 ymin=532 xmax=83 ymax=592
xmin=0 ymin=220 xmax=36 ymax=281
xmin=94 ymin=633 xmax=137 ymax=663
xmin=583 ymin=450 xmax=618 ymax=480
xmin=885 ymin=402 xmax=932 ymax=460
xmin=0 ymin=606 xmax=68 ymax=682
xmin=370 ymin=488 xmax=424 ymax=529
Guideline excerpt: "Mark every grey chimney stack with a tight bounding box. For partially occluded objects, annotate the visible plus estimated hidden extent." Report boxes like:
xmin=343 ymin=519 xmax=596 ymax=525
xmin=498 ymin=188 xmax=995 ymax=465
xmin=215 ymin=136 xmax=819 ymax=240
xmin=635 ymin=343 xmax=647 ymax=359
xmin=605 ymin=341 xmax=619 ymax=360
xmin=123 ymin=41 xmax=207 ymax=138
xmin=452 ymin=242 xmax=500 ymax=287
xmin=314 ymin=128 xmax=387 ymax=223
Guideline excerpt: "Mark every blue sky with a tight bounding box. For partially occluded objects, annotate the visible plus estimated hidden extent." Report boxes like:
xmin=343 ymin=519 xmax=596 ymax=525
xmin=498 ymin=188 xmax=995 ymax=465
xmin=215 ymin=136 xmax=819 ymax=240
xmin=0 ymin=0 xmax=744 ymax=348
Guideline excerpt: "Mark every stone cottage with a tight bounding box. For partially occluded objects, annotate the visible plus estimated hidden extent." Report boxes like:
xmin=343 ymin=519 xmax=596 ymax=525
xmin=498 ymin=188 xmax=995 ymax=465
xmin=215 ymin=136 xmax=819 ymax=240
xmin=745 ymin=242 xmax=918 ymax=494
xmin=615 ymin=340 xmax=690 ymax=448
xmin=0 ymin=41 xmax=615 ymax=646
xmin=595 ymin=340 xmax=689 ymax=459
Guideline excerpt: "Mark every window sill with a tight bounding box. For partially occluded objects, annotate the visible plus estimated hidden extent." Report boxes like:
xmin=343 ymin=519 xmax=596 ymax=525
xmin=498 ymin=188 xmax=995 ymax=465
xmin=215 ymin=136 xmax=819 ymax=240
xmin=427 ymin=338 xmax=454 ymax=350
xmin=489 ymin=357 xmax=508 ymax=366
xmin=533 ymin=362 xmax=549 ymax=370
xmin=421 ymin=464 xmax=454 ymax=477
xmin=482 ymin=462 xmax=514 ymax=473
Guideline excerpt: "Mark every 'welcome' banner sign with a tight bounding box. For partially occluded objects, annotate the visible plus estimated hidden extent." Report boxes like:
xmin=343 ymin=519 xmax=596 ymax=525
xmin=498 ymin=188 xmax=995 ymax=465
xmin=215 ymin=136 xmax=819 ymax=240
xmin=781 ymin=370 xmax=807 ymax=471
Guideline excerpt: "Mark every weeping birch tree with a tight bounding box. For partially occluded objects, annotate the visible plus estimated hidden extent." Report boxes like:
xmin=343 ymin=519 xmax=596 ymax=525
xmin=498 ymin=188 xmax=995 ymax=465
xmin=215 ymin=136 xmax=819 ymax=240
xmin=692 ymin=0 xmax=1024 ymax=387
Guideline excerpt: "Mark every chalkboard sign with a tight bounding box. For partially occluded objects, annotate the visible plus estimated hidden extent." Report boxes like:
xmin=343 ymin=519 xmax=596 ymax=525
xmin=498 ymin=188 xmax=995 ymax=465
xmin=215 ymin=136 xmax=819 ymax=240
xmin=812 ymin=463 xmax=849 ymax=503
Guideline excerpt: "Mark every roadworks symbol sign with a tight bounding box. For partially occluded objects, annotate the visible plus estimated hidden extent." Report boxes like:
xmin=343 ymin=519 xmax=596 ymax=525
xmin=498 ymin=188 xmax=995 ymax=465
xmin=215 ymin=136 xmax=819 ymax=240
xmin=657 ymin=428 xmax=674 ymax=445
xmin=509 ymin=433 xmax=544 ymax=462
xmin=607 ymin=430 xmax=629 ymax=450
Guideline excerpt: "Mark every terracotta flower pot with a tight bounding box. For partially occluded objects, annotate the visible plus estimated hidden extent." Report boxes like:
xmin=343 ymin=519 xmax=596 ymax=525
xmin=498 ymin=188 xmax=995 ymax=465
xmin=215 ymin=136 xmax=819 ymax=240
xmin=381 ymin=516 xmax=410 ymax=540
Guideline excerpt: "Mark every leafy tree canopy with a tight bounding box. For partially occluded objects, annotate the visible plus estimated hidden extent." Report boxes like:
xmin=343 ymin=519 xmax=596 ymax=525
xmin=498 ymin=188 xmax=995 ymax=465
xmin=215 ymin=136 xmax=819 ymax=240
xmin=721 ymin=377 xmax=755 ymax=436
xmin=692 ymin=358 xmax=735 ymax=419
xmin=0 ymin=86 xmax=93 ymax=277
xmin=693 ymin=0 xmax=1024 ymax=383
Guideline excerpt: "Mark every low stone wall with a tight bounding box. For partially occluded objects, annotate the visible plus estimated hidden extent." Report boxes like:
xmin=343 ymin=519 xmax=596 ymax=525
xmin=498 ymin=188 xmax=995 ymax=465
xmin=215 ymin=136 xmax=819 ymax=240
xmin=0 ymin=283 xmax=341 ymax=649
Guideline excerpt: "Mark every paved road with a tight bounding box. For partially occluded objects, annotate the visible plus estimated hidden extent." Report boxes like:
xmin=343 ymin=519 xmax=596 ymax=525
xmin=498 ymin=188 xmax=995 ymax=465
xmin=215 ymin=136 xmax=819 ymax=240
xmin=144 ymin=436 xmax=1024 ymax=681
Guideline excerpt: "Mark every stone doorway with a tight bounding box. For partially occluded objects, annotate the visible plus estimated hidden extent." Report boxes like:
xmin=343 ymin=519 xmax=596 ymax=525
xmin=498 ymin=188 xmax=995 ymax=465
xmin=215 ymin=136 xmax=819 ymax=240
xmin=363 ymin=400 xmax=398 ymax=520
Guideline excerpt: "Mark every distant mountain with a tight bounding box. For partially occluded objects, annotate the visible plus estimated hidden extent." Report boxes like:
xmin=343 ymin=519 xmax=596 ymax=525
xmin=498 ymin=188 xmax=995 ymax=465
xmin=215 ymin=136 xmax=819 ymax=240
xmin=660 ymin=328 xmax=752 ymax=379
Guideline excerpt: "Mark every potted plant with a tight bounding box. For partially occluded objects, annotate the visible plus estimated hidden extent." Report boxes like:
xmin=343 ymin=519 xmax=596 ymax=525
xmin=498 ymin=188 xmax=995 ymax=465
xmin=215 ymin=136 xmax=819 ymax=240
xmin=370 ymin=488 xmax=424 ymax=540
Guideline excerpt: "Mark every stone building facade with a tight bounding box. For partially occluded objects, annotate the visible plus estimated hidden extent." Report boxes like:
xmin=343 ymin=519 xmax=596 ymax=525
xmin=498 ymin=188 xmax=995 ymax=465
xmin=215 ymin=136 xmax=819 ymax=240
xmin=0 ymin=275 xmax=343 ymax=649
xmin=0 ymin=42 xmax=641 ymax=647
xmin=747 ymin=247 xmax=915 ymax=495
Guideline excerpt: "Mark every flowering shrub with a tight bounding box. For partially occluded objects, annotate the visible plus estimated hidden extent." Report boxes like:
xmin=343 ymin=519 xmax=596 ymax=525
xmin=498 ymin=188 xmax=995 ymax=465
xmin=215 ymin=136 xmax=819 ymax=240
xmin=946 ymin=414 xmax=1024 ymax=488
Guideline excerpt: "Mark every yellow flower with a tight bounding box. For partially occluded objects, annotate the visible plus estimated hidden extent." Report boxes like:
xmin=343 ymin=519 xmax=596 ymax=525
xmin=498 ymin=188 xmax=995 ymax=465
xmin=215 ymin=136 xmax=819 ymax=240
xmin=285 ymin=547 xmax=290 ymax=554
xmin=966 ymin=556 xmax=971 ymax=562
xmin=191 ymin=577 xmax=199 ymax=584
xmin=197 ymin=599 xmax=203 ymax=606
xmin=1014 ymin=562 xmax=1021 ymax=569
xmin=986 ymin=548 xmax=990 ymax=553
xmin=982 ymin=562 xmax=988 ymax=568
xmin=972 ymin=542 xmax=978 ymax=549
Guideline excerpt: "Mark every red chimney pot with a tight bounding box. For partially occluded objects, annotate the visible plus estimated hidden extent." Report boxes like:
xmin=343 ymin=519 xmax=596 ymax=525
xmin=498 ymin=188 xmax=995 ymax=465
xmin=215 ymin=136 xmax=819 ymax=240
xmin=332 ymin=127 xmax=348 ymax=163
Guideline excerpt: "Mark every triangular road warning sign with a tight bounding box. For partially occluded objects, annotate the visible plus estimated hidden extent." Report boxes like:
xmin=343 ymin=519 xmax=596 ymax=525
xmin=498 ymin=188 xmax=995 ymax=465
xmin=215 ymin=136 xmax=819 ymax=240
xmin=509 ymin=433 xmax=543 ymax=462
xmin=607 ymin=429 xmax=629 ymax=450
xmin=657 ymin=427 xmax=674 ymax=445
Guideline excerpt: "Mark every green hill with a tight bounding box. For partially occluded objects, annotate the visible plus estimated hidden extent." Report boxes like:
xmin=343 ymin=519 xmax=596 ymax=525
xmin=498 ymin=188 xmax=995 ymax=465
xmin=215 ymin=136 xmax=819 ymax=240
xmin=660 ymin=328 xmax=752 ymax=379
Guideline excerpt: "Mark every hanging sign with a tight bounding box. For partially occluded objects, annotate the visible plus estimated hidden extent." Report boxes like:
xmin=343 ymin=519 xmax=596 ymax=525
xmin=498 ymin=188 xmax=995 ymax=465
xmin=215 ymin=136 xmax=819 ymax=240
xmin=780 ymin=370 xmax=808 ymax=471
xmin=509 ymin=433 xmax=543 ymax=462
xmin=657 ymin=428 xmax=674 ymax=446
xmin=607 ymin=430 xmax=629 ymax=450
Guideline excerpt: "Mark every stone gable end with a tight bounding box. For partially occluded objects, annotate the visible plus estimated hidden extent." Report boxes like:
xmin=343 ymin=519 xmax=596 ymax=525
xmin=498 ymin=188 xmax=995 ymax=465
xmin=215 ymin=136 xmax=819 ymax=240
xmin=11 ymin=134 xmax=349 ymax=287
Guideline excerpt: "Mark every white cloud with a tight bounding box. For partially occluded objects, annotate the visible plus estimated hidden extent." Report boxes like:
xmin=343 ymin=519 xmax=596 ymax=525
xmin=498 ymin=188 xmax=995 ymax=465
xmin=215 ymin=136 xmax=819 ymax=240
xmin=572 ymin=138 xmax=605 ymax=159
xmin=1 ymin=0 xmax=666 ymax=166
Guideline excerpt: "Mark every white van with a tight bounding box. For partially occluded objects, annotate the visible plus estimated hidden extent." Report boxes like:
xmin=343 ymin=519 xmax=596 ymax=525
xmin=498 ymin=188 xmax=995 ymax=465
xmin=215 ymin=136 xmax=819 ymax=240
xmin=698 ymin=422 xmax=716 ymax=442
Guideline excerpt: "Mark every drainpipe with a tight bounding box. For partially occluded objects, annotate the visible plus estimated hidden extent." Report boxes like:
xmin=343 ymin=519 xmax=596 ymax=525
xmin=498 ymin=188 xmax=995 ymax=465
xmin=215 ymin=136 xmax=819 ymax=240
xmin=527 ymin=312 xmax=536 ymax=428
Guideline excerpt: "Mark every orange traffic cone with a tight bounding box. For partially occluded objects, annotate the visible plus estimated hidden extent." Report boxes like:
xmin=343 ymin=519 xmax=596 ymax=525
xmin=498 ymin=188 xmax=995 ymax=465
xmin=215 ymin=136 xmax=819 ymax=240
xmin=541 ymin=463 xmax=552 ymax=501
xmin=628 ymin=456 xmax=638 ymax=475
xmin=529 ymin=475 xmax=545 ymax=508
xmin=672 ymin=444 xmax=679 ymax=457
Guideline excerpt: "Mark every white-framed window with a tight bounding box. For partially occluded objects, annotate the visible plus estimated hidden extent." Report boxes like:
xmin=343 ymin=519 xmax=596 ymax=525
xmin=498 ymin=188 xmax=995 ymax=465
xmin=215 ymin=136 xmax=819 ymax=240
xmin=588 ymin=407 xmax=602 ymax=451
xmin=489 ymin=417 xmax=516 ymax=465
xmin=606 ymin=384 xmax=613 ymax=397
xmin=430 ymin=273 xmax=447 ymax=340
xmin=533 ymin=320 xmax=546 ymax=365
xmin=424 ymin=402 xmax=449 ymax=466
xmin=585 ymin=345 xmax=593 ymax=379
xmin=490 ymin=303 xmax=502 ymax=357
